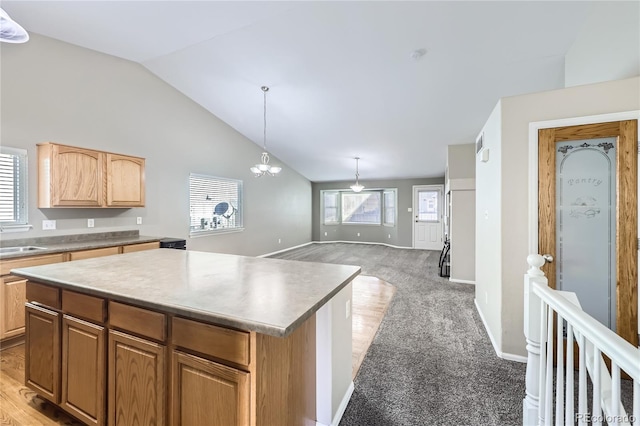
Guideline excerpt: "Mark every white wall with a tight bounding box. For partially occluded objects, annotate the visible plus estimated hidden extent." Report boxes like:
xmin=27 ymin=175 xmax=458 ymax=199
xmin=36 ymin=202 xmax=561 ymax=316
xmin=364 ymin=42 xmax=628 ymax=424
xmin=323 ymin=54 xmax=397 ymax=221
xmin=482 ymin=77 xmax=640 ymax=358
xmin=565 ymin=2 xmax=640 ymax=87
xmin=475 ymin=101 xmax=503 ymax=353
xmin=0 ymin=34 xmax=312 ymax=256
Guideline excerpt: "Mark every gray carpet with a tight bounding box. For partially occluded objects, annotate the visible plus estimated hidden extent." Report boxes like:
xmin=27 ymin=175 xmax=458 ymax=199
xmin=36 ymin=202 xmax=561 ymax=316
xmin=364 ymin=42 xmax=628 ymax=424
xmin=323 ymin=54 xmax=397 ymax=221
xmin=270 ymin=243 xmax=526 ymax=426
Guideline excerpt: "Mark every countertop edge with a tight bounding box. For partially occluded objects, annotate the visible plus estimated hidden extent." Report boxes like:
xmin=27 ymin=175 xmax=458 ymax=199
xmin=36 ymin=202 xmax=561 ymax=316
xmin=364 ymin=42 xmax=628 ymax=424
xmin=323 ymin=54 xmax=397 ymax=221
xmin=11 ymin=265 xmax=362 ymax=338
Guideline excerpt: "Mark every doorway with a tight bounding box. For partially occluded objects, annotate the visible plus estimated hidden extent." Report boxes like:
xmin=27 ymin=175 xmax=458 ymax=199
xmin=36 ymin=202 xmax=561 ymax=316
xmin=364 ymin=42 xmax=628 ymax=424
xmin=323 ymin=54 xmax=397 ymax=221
xmin=413 ymin=185 xmax=444 ymax=250
xmin=537 ymin=120 xmax=638 ymax=346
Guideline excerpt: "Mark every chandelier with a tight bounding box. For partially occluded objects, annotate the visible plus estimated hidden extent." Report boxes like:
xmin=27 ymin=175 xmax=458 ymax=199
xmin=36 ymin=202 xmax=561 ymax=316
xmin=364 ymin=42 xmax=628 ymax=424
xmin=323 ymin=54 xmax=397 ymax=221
xmin=0 ymin=8 xmax=29 ymax=43
xmin=250 ymin=86 xmax=282 ymax=177
xmin=350 ymin=157 xmax=364 ymax=192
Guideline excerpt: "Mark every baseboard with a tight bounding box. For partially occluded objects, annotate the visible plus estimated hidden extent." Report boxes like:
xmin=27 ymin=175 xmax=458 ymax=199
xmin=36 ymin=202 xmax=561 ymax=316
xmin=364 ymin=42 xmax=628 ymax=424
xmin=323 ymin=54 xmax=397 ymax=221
xmin=474 ymin=299 xmax=526 ymax=364
xmin=449 ymin=278 xmax=476 ymax=285
xmin=258 ymin=241 xmax=313 ymax=258
xmin=313 ymin=240 xmax=415 ymax=250
xmin=316 ymin=381 xmax=354 ymax=426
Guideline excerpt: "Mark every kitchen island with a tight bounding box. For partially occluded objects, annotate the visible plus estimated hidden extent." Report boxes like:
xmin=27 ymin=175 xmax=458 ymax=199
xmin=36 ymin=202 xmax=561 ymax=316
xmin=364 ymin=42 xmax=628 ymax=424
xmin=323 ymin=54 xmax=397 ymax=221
xmin=11 ymin=249 xmax=360 ymax=426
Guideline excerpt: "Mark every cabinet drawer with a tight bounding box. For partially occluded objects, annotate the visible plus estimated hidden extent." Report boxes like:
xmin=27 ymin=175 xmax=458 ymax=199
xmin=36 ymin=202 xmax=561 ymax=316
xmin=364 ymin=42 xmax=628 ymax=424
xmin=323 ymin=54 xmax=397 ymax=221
xmin=121 ymin=242 xmax=159 ymax=253
xmin=26 ymin=282 xmax=61 ymax=309
xmin=69 ymin=247 xmax=120 ymax=261
xmin=62 ymin=290 xmax=105 ymax=324
xmin=109 ymin=301 xmax=166 ymax=342
xmin=1 ymin=253 xmax=66 ymax=276
xmin=171 ymin=317 xmax=250 ymax=366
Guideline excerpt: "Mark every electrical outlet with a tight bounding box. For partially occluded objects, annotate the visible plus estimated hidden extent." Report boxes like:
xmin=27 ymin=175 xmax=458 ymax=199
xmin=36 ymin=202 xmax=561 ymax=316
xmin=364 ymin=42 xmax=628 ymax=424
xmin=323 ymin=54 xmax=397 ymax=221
xmin=42 ymin=220 xmax=56 ymax=230
xmin=136 ymin=217 xmax=142 ymax=225
xmin=278 ymin=238 xmax=281 ymax=244
xmin=357 ymin=232 xmax=360 ymax=237
xmin=345 ymin=299 xmax=351 ymax=319
xmin=324 ymin=231 xmax=327 ymax=236
xmin=87 ymin=218 xmax=94 ymax=228
xmin=388 ymin=234 xmax=391 ymax=239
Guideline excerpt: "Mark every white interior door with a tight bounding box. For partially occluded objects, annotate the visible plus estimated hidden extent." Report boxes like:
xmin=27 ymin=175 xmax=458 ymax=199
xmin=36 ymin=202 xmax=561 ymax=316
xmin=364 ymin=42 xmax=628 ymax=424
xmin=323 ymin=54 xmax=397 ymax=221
xmin=413 ymin=185 xmax=443 ymax=250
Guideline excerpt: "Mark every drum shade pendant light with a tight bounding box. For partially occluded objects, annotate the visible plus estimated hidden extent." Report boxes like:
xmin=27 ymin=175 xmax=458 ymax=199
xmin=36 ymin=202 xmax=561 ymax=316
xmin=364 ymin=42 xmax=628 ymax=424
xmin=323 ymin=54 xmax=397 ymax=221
xmin=350 ymin=157 xmax=364 ymax=192
xmin=250 ymin=86 xmax=282 ymax=177
xmin=0 ymin=8 xmax=29 ymax=43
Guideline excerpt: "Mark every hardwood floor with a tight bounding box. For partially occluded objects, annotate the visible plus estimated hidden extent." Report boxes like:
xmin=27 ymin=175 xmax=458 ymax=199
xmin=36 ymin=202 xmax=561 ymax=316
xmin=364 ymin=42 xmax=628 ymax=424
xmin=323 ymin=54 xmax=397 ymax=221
xmin=0 ymin=274 xmax=394 ymax=425
xmin=351 ymin=275 xmax=396 ymax=379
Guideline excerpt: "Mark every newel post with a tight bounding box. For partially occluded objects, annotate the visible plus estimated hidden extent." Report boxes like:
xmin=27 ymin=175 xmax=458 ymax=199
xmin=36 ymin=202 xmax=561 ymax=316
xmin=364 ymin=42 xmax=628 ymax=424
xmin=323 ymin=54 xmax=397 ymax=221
xmin=523 ymin=254 xmax=547 ymax=426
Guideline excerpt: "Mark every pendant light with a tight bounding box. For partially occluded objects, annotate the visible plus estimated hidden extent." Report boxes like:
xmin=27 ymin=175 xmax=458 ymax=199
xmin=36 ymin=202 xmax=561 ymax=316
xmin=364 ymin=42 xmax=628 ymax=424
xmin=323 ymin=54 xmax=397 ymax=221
xmin=350 ymin=157 xmax=364 ymax=192
xmin=0 ymin=8 xmax=29 ymax=43
xmin=250 ymin=86 xmax=282 ymax=177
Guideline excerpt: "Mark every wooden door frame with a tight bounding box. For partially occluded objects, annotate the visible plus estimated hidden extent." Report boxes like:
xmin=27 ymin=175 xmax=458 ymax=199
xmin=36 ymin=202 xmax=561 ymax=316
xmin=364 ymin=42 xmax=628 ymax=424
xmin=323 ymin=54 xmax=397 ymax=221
xmin=528 ymin=111 xmax=640 ymax=347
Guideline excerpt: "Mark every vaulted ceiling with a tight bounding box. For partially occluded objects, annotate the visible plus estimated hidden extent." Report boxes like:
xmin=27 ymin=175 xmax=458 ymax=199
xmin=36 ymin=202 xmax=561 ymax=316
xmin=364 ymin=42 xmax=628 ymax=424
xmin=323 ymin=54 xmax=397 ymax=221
xmin=2 ymin=1 xmax=595 ymax=182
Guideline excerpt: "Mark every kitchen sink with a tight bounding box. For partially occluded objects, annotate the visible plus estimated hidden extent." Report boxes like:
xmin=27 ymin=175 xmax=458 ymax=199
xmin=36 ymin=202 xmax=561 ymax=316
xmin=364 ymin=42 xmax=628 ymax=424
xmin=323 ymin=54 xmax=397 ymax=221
xmin=0 ymin=246 xmax=48 ymax=254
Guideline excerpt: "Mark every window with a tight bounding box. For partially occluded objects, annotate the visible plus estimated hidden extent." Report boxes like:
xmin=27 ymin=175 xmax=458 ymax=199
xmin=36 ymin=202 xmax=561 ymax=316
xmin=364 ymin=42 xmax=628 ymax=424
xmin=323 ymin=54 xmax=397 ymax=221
xmin=383 ymin=190 xmax=396 ymax=226
xmin=323 ymin=191 xmax=339 ymax=225
xmin=189 ymin=173 xmax=243 ymax=236
xmin=417 ymin=189 xmax=439 ymax=221
xmin=341 ymin=192 xmax=381 ymax=224
xmin=0 ymin=146 xmax=29 ymax=231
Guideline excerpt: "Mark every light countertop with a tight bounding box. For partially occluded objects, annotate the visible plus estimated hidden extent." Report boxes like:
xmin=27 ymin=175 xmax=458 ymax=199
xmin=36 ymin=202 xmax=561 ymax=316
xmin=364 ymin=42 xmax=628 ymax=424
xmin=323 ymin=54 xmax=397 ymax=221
xmin=11 ymin=249 xmax=361 ymax=337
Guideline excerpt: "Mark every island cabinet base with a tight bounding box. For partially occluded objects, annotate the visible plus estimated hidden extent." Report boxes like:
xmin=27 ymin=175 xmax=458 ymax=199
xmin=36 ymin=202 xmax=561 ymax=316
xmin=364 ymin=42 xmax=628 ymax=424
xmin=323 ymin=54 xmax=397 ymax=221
xmin=24 ymin=281 xmax=317 ymax=426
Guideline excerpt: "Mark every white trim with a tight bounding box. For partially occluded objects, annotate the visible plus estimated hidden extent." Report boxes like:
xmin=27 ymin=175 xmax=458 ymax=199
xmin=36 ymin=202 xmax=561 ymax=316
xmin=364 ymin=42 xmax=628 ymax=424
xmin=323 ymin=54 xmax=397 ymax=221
xmin=330 ymin=381 xmax=354 ymax=426
xmin=527 ymin=110 xmax=640 ymax=255
xmin=474 ymin=298 xmax=527 ymax=363
xmin=258 ymin=241 xmax=313 ymax=258
xmin=313 ymin=240 xmax=416 ymax=250
xmin=449 ymin=278 xmax=476 ymax=285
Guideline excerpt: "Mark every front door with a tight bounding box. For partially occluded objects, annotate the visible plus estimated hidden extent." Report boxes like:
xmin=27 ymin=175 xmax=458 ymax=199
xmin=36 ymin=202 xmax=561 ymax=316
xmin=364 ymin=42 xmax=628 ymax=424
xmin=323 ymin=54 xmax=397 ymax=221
xmin=413 ymin=185 xmax=443 ymax=250
xmin=538 ymin=120 xmax=638 ymax=346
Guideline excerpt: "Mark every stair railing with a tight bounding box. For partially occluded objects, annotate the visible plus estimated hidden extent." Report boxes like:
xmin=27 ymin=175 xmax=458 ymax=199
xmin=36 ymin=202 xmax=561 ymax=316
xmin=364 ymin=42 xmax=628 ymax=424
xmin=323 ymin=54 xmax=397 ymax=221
xmin=523 ymin=254 xmax=640 ymax=426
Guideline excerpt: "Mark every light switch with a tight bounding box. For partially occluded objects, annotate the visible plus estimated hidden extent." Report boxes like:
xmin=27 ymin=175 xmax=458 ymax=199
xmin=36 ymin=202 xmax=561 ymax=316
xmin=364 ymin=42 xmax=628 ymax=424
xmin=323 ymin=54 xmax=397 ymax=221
xmin=407 ymin=207 xmax=413 ymax=212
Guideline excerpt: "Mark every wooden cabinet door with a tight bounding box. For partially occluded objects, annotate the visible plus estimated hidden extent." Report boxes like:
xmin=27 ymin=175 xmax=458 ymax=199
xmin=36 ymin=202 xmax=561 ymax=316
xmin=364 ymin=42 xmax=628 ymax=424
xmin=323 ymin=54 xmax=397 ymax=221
xmin=51 ymin=144 xmax=104 ymax=207
xmin=0 ymin=275 xmax=27 ymax=339
xmin=68 ymin=246 xmax=121 ymax=262
xmin=121 ymin=242 xmax=159 ymax=253
xmin=61 ymin=315 xmax=106 ymax=426
xmin=172 ymin=351 xmax=249 ymax=426
xmin=25 ymin=303 xmax=60 ymax=404
xmin=106 ymin=154 xmax=145 ymax=207
xmin=108 ymin=330 xmax=165 ymax=426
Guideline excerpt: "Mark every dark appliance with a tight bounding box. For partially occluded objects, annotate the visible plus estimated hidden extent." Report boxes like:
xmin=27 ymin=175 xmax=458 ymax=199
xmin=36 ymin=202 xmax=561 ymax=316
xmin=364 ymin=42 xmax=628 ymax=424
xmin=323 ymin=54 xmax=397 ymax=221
xmin=159 ymin=238 xmax=187 ymax=250
xmin=438 ymin=239 xmax=450 ymax=278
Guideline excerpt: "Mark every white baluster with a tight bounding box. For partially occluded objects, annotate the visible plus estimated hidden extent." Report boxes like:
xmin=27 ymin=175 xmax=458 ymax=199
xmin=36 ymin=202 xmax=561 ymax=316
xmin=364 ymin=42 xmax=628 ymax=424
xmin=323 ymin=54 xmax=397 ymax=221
xmin=556 ymin=315 xmax=565 ymax=426
xmin=611 ymin=363 xmax=620 ymax=423
xmin=524 ymin=254 xmax=546 ymax=426
xmin=546 ymin=308 xmax=554 ymax=424
xmin=566 ymin=324 xmax=574 ymax=426
xmin=578 ymin=334 xmax=587 ymax=425
xmin=592 ymin=347 xmax=602 ymax=426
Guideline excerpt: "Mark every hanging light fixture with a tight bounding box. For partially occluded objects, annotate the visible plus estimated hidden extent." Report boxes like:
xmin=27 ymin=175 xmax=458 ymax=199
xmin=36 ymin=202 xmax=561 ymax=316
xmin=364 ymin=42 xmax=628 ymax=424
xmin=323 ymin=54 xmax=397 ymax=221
xmin=0 ymin=8 xmax=29 ymax=43
xmin=350 ymin=157 xmax=364 ymax=192
xmin=250 ymin=86 xmax=282 ymax=177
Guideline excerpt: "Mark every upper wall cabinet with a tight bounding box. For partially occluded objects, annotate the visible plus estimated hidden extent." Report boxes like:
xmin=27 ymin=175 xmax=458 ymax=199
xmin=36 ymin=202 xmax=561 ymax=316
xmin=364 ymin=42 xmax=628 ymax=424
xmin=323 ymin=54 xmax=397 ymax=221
xmin=38 ymin=143 xmax=145 ymax=208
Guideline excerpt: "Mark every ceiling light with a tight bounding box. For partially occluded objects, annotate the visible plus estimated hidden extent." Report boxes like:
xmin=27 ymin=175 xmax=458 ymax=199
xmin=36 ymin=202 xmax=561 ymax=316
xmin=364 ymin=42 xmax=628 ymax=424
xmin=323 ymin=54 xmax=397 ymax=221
xmin=250 ymin=86 xmax=282 ymax=177
xmin=350 ymin=157 xmax=364 ymax=193
xmin=0 ymin=8 xmax=29 ymax=43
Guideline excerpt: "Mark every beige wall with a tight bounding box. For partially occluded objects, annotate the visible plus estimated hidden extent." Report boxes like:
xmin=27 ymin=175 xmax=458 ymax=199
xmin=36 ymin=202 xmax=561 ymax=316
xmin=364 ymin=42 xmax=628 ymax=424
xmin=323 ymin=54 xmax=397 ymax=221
xmin=478 ymin=77 xmax=640 ymax=358
xmin=565 ymin=2 xmax=640 ymax=88
xmin=475 ymin=101 xmax=503 ymax=352
xmin=1 ymin=34 xmax=312 ymax=256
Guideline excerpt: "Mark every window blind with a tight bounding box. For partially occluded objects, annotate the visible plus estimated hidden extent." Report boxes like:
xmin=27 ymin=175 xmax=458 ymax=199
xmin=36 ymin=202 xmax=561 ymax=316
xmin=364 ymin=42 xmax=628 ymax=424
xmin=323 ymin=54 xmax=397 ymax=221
xmin=0 ymin=147 xmax=27 ymax=225
xmin=189 ymin=173 xmax=243 ymax=235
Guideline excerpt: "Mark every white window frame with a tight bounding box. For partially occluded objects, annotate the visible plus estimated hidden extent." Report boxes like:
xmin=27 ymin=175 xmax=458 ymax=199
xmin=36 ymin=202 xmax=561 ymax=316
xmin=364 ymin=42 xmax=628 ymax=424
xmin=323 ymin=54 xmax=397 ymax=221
xmin=0 ymin=146 xmax=31 ymax=233
xmin=383 ymin=189 xmax=397 ymax=227
xmin=189 ymin=173 xmax=243 ymax=237
xmin=321 ymin=188 xmax=397 ymax=227
xmin=322 ymin=191 xmax=340 ymax=225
